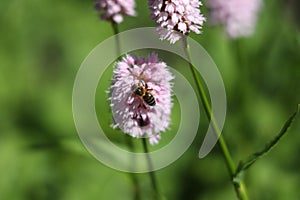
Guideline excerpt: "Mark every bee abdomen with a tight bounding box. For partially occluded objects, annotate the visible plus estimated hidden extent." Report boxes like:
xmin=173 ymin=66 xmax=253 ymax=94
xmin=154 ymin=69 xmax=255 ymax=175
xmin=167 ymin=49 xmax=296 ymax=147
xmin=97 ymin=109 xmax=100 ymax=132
xmin=143 ymin=93 xmax=156 ymax=106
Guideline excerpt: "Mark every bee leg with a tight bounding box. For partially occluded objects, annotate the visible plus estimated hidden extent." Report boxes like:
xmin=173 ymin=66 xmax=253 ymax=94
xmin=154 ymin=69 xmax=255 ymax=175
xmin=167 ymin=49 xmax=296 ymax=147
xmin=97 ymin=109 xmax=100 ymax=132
xmin=145 ymin=83 xmax=154 ymax=92
xmin=137 ymin=100 xmax=147 ymax=109
xmin=142 ymin=103 xmax=147 ymax=109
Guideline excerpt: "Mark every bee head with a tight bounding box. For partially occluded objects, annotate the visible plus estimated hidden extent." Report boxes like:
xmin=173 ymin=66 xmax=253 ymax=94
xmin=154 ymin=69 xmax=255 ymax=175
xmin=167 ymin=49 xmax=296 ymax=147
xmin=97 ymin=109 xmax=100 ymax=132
xmin=132 ymin=84 xmax=144 ymax=96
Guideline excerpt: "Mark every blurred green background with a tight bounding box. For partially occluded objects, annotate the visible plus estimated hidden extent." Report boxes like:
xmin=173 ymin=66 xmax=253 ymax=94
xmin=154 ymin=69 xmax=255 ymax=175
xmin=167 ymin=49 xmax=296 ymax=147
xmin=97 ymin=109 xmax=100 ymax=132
xmin=0 ymin=0 xmax=299 ymax=199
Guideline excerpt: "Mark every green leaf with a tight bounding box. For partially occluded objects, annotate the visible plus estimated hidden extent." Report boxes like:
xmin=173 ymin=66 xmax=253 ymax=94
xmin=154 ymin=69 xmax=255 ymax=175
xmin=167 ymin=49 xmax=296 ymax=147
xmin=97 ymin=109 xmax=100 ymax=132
xmin=235 ymin=104 xmax=300 ymax=176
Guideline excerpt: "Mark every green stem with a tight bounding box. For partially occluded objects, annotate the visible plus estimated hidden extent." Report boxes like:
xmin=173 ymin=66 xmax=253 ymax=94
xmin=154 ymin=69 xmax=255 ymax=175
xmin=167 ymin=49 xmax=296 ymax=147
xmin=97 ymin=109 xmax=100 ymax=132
xmin=111 ymin=22 xmax=121 ymax=56
xmin=125 ymin=137 xmax=142 ymax=200
xmin=233 ymin=40 xmax=250 ymax=107
xmin=182 ymin=37 xmax=249 ymax=200
xmin=142 ymin=138 xmax=162 ymax=199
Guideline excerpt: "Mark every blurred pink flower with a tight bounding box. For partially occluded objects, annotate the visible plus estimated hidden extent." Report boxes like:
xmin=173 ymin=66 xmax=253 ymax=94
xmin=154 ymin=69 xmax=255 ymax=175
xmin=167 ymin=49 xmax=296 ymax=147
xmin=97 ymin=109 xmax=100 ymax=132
xmin=207 ymin=0 xmax=262 ymax=38
xmin=110 ymin=54 xmax=174 ymax=145
xmin=149 ymin=0 xmax=205 ymax=43
xmin=95 ymin=0 xmax=136 ymax=23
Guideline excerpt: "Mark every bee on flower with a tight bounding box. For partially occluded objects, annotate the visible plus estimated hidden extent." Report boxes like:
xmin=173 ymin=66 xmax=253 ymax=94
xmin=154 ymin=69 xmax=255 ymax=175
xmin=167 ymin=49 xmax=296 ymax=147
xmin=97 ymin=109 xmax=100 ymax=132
xmin=110 ymin=54 xmax=174 ymax=145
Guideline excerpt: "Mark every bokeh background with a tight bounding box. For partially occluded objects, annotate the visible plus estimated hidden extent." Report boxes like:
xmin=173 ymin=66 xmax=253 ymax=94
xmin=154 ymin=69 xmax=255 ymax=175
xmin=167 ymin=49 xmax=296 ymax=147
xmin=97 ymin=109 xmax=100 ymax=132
xmin=0 ymin=0 xmax=299 ymax=199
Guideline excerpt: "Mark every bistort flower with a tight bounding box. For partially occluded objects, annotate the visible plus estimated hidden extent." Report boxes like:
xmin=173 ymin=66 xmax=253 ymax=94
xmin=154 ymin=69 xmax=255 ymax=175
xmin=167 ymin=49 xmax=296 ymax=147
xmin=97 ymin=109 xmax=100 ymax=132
xmin=110 ymin=54 xmax=174 ymax=145
xmin=149 ymin=0 xmax=206 ymax=43
xmin=207 ymin=0 xmax=262 ymax=38
xmin=95 ymin=0 xmax=136 ymax=23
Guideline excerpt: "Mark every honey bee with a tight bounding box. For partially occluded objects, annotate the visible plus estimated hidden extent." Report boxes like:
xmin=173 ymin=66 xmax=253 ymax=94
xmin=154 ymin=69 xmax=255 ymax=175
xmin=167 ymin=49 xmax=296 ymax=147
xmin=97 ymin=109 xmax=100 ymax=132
xmin=132 ymin=81 xmax=156 ymax=106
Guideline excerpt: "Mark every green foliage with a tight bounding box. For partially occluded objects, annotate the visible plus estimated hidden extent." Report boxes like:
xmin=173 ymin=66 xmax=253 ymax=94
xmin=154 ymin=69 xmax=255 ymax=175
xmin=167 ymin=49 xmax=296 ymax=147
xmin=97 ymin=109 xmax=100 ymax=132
xmin=0 ymin=0 xmax=299 ymax=199
xmin=235 ymin=105 xmax=300 ymax=180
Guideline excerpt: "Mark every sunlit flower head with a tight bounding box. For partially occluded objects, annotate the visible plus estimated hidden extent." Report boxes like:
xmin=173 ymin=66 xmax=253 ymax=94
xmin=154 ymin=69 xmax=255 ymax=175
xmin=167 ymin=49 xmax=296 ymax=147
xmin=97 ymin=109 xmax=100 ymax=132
xmin=149 ymin=0 xmax=206 ymax=43
xmin=95 ymin=0 xmax=136 ymax=23
xmin=110 ymin=54 xmax=174 ymax=145
xmin=207 ymin=0 xmax=262 ymax=38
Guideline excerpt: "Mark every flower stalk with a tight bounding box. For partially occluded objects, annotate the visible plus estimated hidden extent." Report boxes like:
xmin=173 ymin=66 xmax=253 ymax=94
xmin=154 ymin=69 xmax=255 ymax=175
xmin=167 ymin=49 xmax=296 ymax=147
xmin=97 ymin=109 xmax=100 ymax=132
xmin=142 ymin=138 xmax=162 ymax=199
xmin=182 ymin=37 xmax=249 ymax=200
xmin=111 ymin=22 xmax=121 ymax=56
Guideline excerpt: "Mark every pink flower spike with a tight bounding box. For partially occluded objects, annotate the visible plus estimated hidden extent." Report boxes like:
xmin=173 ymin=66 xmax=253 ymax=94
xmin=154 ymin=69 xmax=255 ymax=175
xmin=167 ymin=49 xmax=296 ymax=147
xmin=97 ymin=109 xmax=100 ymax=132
xmin=207 ymin=0 xmax=263 ymax=38
xmin=110 ymin=54 xmax=174 ymax=145
xmin=149 ymin=0 xmax=206 ymax=44
xmin=95 ymin=0 xmax=136 ymax=24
